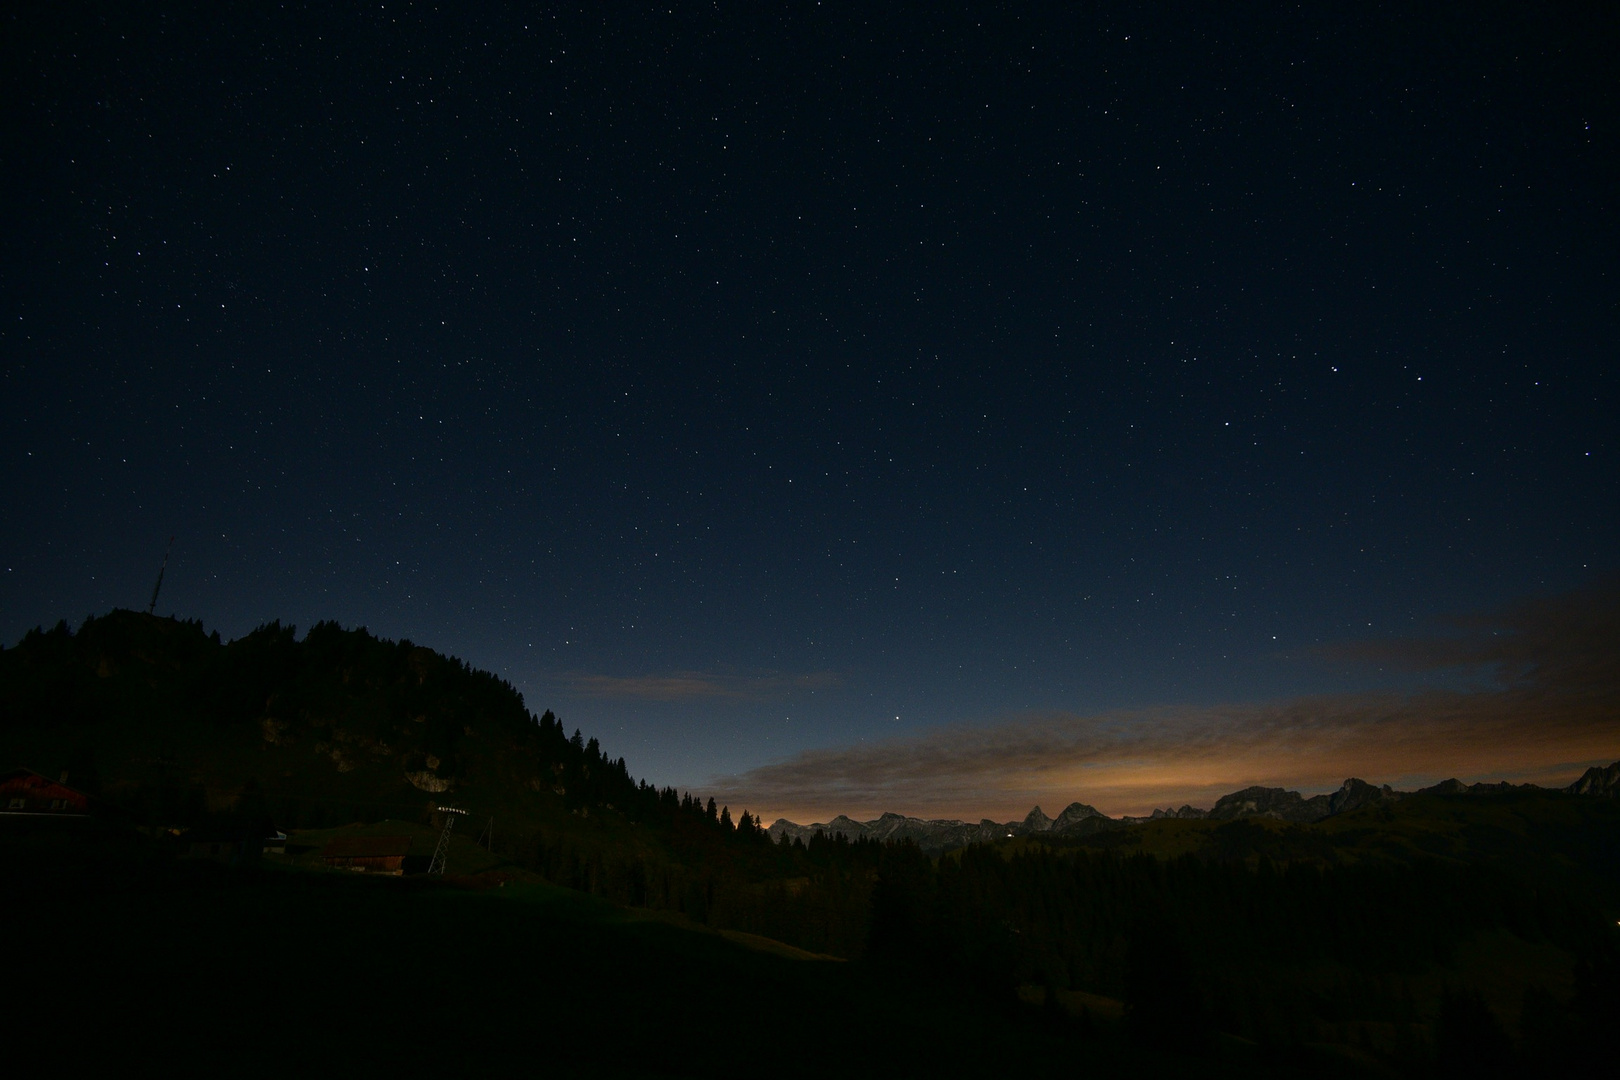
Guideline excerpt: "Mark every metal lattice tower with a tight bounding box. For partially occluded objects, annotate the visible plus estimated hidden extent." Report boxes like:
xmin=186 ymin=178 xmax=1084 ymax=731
xmin=428 ymin=806 xmax=466 ymax=875
xmin=146 ymin=536 xmax=175 ymax=615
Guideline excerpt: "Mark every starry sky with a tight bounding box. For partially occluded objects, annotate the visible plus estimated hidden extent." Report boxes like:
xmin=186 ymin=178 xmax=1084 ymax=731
xmin=4 ymin=3 xmax=1616 ymax=819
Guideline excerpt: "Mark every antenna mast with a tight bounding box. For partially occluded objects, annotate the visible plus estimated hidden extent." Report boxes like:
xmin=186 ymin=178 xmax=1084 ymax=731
xmin=428 ymin=806 xmax=467 ymax=875
xmin=146 ymin=536 xmax=175 ymax=615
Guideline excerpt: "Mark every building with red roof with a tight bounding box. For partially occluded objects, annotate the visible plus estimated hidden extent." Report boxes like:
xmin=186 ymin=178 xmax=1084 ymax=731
xmin=0 ymin=769 xmax=92 ymax=817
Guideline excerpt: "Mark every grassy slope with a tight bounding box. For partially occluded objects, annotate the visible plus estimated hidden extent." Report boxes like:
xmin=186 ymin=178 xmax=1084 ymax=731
xmin=4 ymin=822 xmax=1204 ymax=1079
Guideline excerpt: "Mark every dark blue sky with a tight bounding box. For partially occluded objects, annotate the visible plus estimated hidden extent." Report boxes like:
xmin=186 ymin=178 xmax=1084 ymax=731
xmin=4 ymin=3 xmax=1615 ymax=803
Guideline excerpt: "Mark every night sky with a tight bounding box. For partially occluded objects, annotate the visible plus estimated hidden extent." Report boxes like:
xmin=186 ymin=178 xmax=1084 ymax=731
xmin=4 ymin=3 xmax=1616 ymax=819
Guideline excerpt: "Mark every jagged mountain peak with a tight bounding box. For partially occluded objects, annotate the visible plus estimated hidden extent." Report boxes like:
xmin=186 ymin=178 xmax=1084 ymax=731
xmin=1143 ymin=805 xmax=1207 ymax=820
xmin=1566 ymin=760 xmax=1620 ymax=797
xmin=1021 ymin=806 xmax=1053 ymax=832
xmin=1328 ymin=777 xmax=1399 ymax=815
xmin=1054 ymin=800 xmax=1104 ymax=825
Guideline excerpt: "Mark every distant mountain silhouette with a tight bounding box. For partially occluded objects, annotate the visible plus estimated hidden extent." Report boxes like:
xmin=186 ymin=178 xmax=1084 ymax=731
xmin=768 ymin=767 xmax=1618 ymax=854
xmin=1565 ymin=760 xmax=1620 ymax=797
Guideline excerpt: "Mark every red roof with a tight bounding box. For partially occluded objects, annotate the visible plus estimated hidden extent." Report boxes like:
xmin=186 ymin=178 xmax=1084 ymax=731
xmin=0 ymin=769 xmax=92 ymax=811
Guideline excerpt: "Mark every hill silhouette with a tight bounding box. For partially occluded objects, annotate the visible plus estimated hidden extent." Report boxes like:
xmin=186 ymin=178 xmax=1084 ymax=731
xmin=2 ymin=609 xmax=641 ymax=822
xmin=0 ymin=610 xmax=824 ymax=939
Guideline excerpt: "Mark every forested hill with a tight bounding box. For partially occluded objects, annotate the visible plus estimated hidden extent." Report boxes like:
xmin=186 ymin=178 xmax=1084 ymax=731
xmin=0 ymin=610 xmax=756 ymax=840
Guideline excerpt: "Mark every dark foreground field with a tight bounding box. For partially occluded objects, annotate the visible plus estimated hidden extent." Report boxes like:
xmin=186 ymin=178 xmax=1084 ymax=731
xmin=9 ymin=818 xmax=1619 ymax=1077
xmin=4 ymin=822 xmax=1160 ymax=1078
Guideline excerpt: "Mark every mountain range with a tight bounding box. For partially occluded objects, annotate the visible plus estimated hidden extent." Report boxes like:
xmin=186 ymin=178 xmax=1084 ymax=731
xmin=766 ymin=763 xmax=1620 ymax=854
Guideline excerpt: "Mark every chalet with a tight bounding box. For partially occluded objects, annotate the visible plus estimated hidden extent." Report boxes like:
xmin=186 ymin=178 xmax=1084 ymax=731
xmin=0 ymin=769 xmax=92 ymax=817
xmin=321 ymin=835 xmax=410 ymax=875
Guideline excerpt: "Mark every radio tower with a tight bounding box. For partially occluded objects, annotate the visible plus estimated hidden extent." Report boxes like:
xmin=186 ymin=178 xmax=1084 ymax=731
xmin=146 ymin=537 xmax=175 ymax=615
xmin=428 ymin=806 xmax=467 ymax=874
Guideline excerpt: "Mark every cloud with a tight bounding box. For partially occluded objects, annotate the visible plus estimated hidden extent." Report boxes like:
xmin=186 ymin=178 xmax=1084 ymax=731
xmin=554 ymin=669 xmax=841 ymax=703
xmin=1321 ymin=576 xmax=1620 ymax=694
xmin=715 ymin=580 xmax=1620 ymax=823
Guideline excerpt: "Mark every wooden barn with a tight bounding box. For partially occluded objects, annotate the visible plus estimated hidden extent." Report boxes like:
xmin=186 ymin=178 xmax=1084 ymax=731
xmin=0 ymin=769 xmax=92 ymax=817
xmin=321 ymin=835 xmax=410 ymax=875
